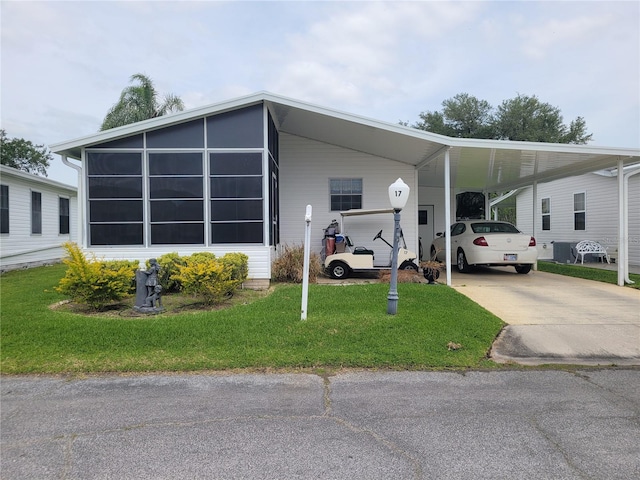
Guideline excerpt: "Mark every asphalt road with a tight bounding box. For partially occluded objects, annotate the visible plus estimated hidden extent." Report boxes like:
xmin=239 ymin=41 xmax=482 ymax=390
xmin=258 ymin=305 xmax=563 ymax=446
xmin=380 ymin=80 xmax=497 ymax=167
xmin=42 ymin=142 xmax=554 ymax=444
xmin=2 ymin=370 xmax=639 ymax=479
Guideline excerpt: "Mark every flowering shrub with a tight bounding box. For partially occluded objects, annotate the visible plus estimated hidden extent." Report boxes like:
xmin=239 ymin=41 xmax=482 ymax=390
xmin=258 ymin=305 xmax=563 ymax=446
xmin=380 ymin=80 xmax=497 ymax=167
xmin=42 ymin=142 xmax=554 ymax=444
xmin=56 ymin=242 xmax=137 ymax=310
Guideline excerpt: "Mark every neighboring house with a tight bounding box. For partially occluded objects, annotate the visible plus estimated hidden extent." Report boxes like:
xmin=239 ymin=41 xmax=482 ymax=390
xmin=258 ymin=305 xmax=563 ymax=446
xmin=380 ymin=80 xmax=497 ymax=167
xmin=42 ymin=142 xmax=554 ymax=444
xmin=516 ymin=168 xmax=640 ymax=266
xmin=50 ymin=92 xmax=639 ymax=287
xmin=0 ymin=164 xmax=77 ymax=272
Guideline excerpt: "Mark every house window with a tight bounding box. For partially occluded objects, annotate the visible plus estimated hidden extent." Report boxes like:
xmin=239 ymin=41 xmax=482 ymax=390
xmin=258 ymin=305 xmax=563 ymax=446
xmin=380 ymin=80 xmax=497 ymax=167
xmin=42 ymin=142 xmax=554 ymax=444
xmin=59 ymin=197 xmax=70 ymax=235
xmin=330 ymin=178 xmax=362 ymax=211
xmin=31 ymin=191 xmax=42 ymax=234
xmin=541 ymin=197 xmax=550 ymax=231
xmin=573 ymin=192 xmax=586 ymax=231
xmin=210 ymin=152 xmax=263 ymax=243
xmin=149 ymin=152 xmax=204 ymax=245
xmin=1 ymin=184 xmax=8 ymax=234
xmin=87 ymin=152 xmax=143 ymax=245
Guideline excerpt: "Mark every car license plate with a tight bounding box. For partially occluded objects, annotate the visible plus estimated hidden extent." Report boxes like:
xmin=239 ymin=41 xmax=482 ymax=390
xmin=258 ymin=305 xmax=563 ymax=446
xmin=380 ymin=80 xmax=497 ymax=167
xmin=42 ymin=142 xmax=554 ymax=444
xmin=504 ymin=254 xmax=517 ymax=261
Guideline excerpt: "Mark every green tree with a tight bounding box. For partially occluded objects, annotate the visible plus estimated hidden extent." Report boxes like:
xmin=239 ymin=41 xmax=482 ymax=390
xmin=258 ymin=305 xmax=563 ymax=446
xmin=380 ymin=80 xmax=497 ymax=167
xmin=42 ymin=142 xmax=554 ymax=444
xmin=100 ymin=73 xmax=185 ymax=130
xmin=493 ymin=94 xmax=592 ymax=144
xmin=411 ymin=92 xmax=592 ymax=144
xmin=0 ymin=129 xmax=52 ymax=176
xmin=414 ymin=93 xmax=494 ymax=138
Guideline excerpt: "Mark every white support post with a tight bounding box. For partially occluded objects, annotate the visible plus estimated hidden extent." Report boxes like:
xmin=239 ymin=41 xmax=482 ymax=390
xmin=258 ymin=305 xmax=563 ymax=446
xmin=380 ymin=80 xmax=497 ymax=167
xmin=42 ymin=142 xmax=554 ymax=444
xmin=444 ymin=149 xmax=452 ymax=286
xmin=532 ymin=181 xmax=538 ymax=270
xmin=617 ymin=158 xmax=625 ymax=286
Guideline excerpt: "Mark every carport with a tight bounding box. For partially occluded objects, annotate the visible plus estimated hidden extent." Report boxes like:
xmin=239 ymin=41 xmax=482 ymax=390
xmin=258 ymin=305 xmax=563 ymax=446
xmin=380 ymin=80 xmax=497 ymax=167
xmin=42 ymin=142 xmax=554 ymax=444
xmin=265 ymin=93 xmax=639 ymax=286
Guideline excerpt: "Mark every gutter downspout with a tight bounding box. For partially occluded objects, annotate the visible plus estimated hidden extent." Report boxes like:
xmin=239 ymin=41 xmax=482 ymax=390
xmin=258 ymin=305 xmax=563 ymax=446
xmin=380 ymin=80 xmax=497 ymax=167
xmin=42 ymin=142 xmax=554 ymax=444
xmin=61 ymin=155 xmax=83 ymax=248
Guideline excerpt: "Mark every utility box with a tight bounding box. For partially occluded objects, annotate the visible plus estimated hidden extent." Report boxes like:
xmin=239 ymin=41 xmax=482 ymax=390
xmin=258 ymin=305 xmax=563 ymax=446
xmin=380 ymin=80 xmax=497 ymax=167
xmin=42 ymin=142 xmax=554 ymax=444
xmin=552 ymin=242 xmax=577 ymax=263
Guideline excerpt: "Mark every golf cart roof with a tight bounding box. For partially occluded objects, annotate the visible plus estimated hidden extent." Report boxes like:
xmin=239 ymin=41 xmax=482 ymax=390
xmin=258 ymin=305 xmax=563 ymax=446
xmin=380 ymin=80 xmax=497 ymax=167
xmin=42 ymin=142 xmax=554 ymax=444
xmin=339 ymin=209 xmax=395 ymax=217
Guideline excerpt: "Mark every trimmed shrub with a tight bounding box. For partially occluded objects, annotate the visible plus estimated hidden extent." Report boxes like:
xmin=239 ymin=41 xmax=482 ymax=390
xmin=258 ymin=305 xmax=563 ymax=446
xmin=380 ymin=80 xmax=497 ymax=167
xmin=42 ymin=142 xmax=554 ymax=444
xmin=156 ymin=252 xmax=186 ymax=293
xmin=272 ymin=244 xmax=322 ymax=283
xmin=219 ymin=252 xmax=249 ymax=288
xmin=174 ymin=253 xmax=248 ymax=305
xmin=56 ymin=243 xmax=137 ymax=310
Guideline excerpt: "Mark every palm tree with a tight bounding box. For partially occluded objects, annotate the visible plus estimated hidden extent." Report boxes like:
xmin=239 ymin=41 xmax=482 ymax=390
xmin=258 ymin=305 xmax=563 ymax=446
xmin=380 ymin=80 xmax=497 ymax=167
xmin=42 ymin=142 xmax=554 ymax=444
xmin=100 ymin=74 xmax=185 ymax=130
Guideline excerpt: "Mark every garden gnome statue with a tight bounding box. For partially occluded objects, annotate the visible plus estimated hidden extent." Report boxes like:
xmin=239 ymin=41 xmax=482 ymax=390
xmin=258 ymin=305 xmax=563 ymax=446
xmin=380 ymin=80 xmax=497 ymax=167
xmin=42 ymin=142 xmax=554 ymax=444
xmin=134 ymin=258 xmax=164 ymax=313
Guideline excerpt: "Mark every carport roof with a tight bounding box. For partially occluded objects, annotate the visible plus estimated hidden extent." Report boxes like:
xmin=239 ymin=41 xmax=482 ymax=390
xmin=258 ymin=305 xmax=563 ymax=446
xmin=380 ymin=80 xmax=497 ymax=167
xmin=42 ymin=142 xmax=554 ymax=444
xmin=51 ymin=91 xmax=640 ymax=192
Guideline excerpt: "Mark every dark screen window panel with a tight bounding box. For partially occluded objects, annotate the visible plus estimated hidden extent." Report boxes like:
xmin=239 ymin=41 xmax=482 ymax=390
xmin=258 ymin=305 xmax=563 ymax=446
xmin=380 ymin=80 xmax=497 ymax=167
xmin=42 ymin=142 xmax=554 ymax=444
xmin=151 ymin=223 xmax=204 ymax=245
xmin=211 ymin=222 xmax=263 ymax=244
xmin=90 ymin=223 xmax=143 ymax=245
xmin=210 ymin=177 xmax=262 ymax=199
xmin=542 ymin=215 xmax=551 ymax=231
xmin=211 ymin=200 xmax=263 ymax=221
xmin=1 ymin=184 xmax=8 ymax=234
xmin=151 ymin=200 xmax=204 ymax=222
xmin=209 ymin=152 xmax=262 ymax=175
xmin=149 ymin=177 xmax=203 ymax=199
xmin=31 ymin=191 xmax=42 ymax=234
xmin=574 ymin=213 xmax=586 ymax=231
xmin=59 ymin=197 xmax=70 ymax=234
xmin=89 ymin=177 xmax=143 ymax=199
xmin=206 ymin=104 xmax=264 ymax=148
xmin=149 ymin=153 xmax=204 ymax=176
xmin=146 ymin=120 xmax=204 ymax=148
xmin=87 ymin=152 xmax=142 ymax=175
xmin=90 ymin=200 xmax=143 ymax=222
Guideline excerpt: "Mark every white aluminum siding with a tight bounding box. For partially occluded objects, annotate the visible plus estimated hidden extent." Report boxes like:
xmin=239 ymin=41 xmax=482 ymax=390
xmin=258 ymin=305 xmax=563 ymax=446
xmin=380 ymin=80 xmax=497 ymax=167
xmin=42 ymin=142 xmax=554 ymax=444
xmin=279 ymin=133 xmax=418 ymax=265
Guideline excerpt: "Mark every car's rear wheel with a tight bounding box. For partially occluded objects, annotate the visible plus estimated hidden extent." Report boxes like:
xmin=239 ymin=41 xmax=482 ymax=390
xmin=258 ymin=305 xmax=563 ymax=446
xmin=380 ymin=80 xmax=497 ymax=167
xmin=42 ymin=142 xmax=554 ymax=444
xmin=329 ymin=261 xmax=350 ymax=279
xmin=399 ymin=260 xmax=418 ymax=272
xmin=515 ymin=265 xmax=532 ymax=274
xmin=457 ymin=249 xmax=471 ymax=273
xmin=430 ymin=246 xmax=437 ymax=260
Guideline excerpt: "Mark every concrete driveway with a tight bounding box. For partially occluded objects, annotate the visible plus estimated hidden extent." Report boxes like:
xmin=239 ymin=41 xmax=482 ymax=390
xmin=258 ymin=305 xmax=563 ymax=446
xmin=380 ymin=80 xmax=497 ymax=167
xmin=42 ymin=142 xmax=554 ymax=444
xmin=448 ymin=267 xmax=640 ymax=366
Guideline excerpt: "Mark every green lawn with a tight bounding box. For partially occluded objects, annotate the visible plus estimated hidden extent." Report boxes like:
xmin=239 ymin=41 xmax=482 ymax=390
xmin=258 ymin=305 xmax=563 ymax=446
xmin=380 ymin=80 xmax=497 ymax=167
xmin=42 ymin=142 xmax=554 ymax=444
xmin=537 ymin=261 xmax=640 ymax=289
xmin=1 ymin=264 xmax=504 ymax=374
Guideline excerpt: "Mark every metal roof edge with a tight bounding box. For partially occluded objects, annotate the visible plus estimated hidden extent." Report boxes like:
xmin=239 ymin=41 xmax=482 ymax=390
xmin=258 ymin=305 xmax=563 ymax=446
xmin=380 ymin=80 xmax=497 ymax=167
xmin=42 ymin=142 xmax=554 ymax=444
xmin=446 ymin=136 xmax=640 ymax=156
xmin=50 ymin=90 xmax=640 ymax=159
xmin=0 ymin=164 xmax=77 ymax=191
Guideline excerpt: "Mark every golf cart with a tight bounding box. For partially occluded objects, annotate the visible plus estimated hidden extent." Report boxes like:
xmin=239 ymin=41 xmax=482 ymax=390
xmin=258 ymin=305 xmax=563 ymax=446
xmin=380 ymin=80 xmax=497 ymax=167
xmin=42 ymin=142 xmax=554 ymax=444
xmin=322 ymin=209 xmax=419 ymax=279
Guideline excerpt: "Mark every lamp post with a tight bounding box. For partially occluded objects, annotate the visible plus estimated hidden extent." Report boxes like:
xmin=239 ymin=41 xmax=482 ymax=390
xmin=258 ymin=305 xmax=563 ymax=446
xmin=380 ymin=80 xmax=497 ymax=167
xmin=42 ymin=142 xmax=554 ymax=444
xmin=387 ymin=178 xmax=410 ymax=315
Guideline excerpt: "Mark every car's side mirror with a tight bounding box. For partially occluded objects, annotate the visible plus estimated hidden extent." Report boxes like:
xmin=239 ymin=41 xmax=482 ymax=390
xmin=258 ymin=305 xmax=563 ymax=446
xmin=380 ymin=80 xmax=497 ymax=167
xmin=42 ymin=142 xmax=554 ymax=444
xmin=436 ymin=232 xmax=443 ymax=237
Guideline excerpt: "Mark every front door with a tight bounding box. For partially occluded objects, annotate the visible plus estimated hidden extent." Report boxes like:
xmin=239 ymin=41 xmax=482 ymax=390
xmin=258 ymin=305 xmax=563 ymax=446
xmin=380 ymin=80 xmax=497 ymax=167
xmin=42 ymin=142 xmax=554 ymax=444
xmin=418 ymin=205 xmax=434 ymax=261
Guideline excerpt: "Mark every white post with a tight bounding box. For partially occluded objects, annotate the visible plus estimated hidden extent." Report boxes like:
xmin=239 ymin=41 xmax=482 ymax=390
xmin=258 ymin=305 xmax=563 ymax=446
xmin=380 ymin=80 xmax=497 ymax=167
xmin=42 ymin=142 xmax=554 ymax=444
xmin=617 ymin=159 xmax=625 ymax=286
xmin=444 ymin=149 xmax=452 ymax=286
xmin=301 ymin=205 xmax=312 ymax=320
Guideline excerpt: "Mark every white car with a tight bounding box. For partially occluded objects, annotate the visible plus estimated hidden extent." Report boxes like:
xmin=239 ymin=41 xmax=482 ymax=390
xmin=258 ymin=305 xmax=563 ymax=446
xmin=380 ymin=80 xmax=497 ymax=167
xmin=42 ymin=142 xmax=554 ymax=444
xmin=430 ymin=220 xmax=538 ymax=274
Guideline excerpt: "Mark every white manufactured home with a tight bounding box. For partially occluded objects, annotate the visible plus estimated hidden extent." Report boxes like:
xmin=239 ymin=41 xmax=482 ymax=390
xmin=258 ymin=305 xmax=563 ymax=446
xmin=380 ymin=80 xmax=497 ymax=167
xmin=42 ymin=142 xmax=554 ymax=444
xmin=516 ymin=167 xmax=640 ymax=266
xmin=0 ymin=164 xmax=77 ymax=272
xmin=50 ymin=92 xmax=640 ymax=286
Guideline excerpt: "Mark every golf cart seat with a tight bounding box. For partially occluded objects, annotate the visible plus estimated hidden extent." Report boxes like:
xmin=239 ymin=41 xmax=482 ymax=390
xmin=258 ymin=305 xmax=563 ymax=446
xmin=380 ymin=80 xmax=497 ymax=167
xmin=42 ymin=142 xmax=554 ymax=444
xmin=353 ymin=246 xmax=374 ymax=256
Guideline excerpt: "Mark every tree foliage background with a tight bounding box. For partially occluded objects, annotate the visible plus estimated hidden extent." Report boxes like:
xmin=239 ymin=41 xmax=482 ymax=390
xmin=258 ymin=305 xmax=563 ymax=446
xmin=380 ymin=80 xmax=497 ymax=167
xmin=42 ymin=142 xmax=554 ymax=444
xmin=410 ymin=93 xmax=592 ymax=144
xmin=0 ymin=129 xmax=52 ymax=176
xmin=100 ymin=73 xmax=185 ymax=130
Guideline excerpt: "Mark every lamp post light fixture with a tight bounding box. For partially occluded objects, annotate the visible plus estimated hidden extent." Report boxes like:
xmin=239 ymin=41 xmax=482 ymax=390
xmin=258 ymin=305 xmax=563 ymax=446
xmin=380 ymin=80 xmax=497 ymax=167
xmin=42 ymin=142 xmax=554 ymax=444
xmin=387 ymin=178 xmax=410 ymax=315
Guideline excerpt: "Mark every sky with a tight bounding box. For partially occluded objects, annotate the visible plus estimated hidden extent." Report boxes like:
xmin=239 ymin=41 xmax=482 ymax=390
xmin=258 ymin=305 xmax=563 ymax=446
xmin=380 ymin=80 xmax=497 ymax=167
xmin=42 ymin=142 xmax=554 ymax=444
xmin=1 ymin=0 xmax=639 ymax=186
